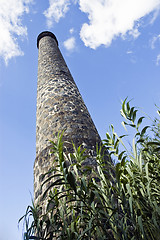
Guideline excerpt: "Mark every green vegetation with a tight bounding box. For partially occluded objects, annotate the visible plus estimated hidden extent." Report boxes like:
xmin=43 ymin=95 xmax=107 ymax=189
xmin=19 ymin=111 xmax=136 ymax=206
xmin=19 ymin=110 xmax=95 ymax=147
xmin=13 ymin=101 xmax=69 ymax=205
xmin=19 ymin=99 xmax=160 ymax=240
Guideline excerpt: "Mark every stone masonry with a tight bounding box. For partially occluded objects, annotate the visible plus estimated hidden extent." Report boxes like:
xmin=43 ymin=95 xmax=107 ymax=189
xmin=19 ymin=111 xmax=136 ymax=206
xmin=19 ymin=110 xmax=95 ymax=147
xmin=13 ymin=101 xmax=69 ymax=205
xmin=34 ymin=31 xmax=102 ymax=209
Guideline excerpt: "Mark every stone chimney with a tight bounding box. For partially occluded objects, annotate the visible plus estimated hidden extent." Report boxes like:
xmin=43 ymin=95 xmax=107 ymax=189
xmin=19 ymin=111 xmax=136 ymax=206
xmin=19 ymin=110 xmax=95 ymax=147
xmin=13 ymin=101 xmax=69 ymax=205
xmin=34 ymin=31 xmax=102 ymax=209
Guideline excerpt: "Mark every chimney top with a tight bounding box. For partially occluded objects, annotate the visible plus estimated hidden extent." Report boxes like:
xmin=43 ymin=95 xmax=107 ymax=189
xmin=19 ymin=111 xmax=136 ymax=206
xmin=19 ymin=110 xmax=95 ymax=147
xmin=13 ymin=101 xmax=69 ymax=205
xmin=37 ymin=31 xmax=58 ymax=48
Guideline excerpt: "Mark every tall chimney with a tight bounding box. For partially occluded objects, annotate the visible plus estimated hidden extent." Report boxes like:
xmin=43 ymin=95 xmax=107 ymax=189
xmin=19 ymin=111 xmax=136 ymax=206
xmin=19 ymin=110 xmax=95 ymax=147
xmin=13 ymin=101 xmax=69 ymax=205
xmin=34 ymin=31 xmax=101 ymax=209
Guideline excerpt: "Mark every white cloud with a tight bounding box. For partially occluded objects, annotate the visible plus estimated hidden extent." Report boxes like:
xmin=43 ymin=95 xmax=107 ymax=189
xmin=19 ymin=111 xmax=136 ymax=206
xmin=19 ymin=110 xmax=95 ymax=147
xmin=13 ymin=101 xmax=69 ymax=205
xmin=0 ymin=0 xmax=33 ymax=64
xmin=79 ymin=0 xmax=160 ymax=49
xmin=73 ymin=0 xmax=78 ymax=4
xmin=69 ymin=28 xmax=74 ymax=34
xmin=156 ymin=54 xmax=160 ymax=65
xmin=149 ymin=7 xmax=160 ymax=24
xmin=128 ymin=28 xmax=140 ymax=39
xmin=150 ymin=34 xmax=160 ymax=49
xmin=63 ymin=37 xmax=76 ymax=51
xmin=44 ymin=0 xmax=71 ymax=27
xmin=150 ymin=34 xmax=160 ymax=66
xmin=127 ymin=50 xmax=133 ymax=54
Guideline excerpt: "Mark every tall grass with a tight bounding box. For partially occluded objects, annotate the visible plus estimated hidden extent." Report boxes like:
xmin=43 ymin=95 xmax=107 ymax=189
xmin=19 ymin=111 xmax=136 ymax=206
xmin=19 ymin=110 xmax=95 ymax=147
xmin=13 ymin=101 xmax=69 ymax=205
xmin=19 ymin=99 xmax=160 ymax=240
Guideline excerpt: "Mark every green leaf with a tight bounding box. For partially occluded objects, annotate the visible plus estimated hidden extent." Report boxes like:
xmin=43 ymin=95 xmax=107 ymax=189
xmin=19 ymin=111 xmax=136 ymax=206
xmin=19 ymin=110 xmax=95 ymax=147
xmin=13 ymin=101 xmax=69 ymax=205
xmin=133 ymin=110 xmax=138 ymax=123
xmin=106 ymin=132 xmax=111 ymax=140
xmin=121 ymin=121 xmax=128 ymax=131
xmin=153 ymin=146 xmax=160 ymax=152
xmin=129 ymin=107 xmax=135 ymax=119
xmin=43 ymin=178 xmax=65 ymax=198
xmin=67 ymin=172 xmax=77 ymax=193
xmin=132 ymin=138 xmax=137 ymax=159
xmin=137 ymin=116 xmax=145 ymax=128
xmin=138 ymin=215 xmax=145 ymax=236
xmin=121 ymin=155 xmax=126 ymax=166
xmin=81 ymin=177 xmax=87 ymax=193
xmin=122 ymin=98 xmax=127 ymax=113
xmin=141 ymin=126 xmax=149 ymax=136
xmin=127 ymin=101 xmax=130 ymax=113
xmin=147 ymin=141 xmax=160 ymax=146
xmin=116 ymin=163 xmax=122 ymax=181
xmin=137 ymin=138 xmax=144 ymax=144
xmin=118 ymin=151 xmax=126 ymax=160
xmin=157 ymin=110 xmax=160 ymax=116
xmin=41 ymin=174 xmax=63 ymax=187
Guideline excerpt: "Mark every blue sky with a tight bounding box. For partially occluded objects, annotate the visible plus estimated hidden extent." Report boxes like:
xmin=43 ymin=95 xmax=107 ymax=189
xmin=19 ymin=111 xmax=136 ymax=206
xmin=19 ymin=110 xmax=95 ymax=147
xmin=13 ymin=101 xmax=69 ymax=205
xmin=0 ymin=0 xmax=160 ymax=239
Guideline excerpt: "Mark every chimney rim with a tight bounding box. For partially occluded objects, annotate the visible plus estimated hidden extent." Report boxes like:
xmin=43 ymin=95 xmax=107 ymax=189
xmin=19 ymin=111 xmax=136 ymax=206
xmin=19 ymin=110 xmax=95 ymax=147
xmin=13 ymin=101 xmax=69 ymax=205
xmin=37 ymin=31 xmax=58 ymax=48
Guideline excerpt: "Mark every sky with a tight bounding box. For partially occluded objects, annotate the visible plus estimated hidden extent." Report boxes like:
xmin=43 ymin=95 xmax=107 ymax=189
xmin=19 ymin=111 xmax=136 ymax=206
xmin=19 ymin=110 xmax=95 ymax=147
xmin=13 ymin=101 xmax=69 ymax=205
xmin=0 ymin=0 xmax=160 ymax=239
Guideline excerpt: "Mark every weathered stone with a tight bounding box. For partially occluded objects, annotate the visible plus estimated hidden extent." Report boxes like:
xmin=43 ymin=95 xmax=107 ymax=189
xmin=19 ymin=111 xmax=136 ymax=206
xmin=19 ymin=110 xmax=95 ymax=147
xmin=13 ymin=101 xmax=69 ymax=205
xmin=34 ymin=31 xmax=104 ymax=212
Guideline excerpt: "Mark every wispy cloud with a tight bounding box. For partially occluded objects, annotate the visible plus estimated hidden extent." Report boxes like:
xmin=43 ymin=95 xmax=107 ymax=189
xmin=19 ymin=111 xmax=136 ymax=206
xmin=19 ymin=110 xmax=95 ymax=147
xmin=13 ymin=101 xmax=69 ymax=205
xmin=156 ymin=54 xmax=160 ymax=65
xmin=63 ymin=37 xmax=76 ymax=51
xmin=69 ymin=28 xmax=74 ymax=34
xmin=150 ymin=34 xmax=160 ymax=49
xmin=79 ymin=0 xmax=160 ymax=49
xmin=0 ymin=0 xmax=33 ymax=64
xmin=44 ymin=0 xmax=71 ymax=27
xmin=127 ymin=50 xmax=133 ymax=54
xmin=150 ymin=34 xmax=160 ymax=66
xmin=149 ymin=7 xmax=160 ymax=24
